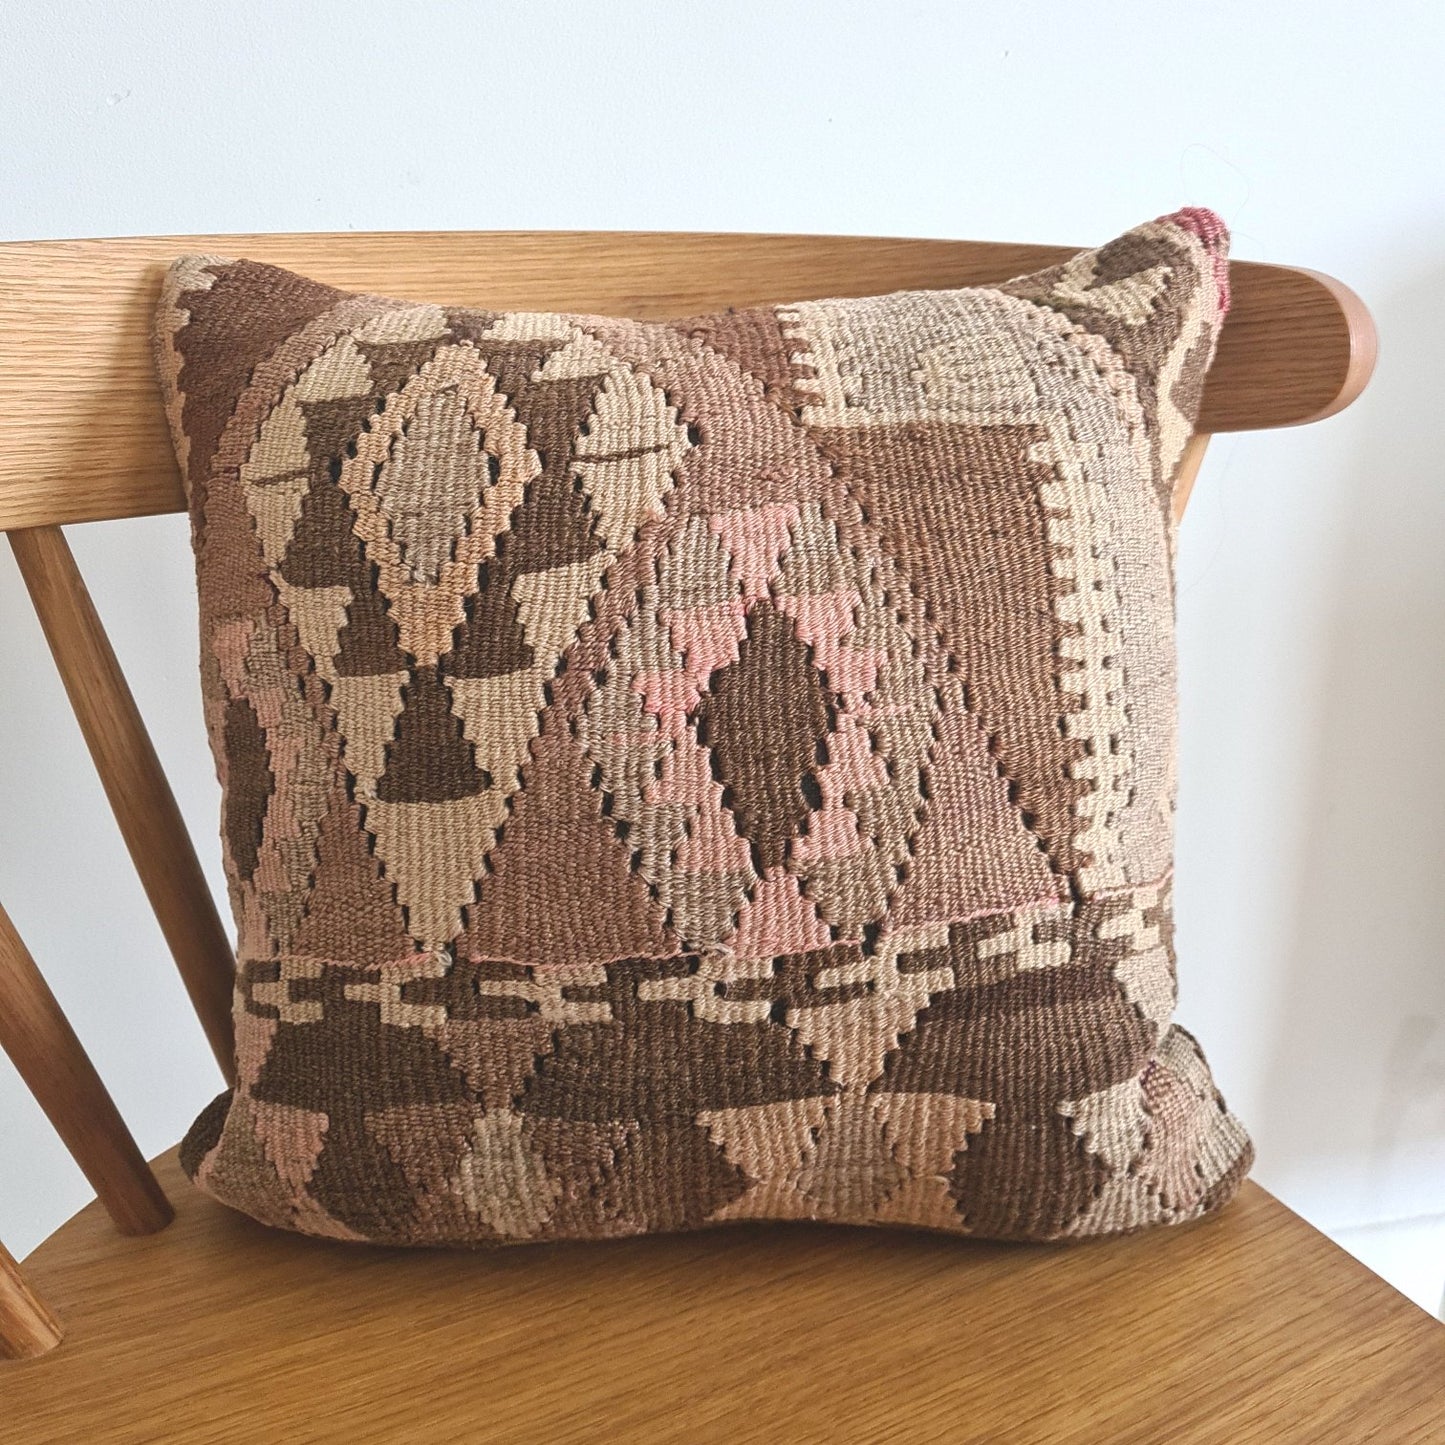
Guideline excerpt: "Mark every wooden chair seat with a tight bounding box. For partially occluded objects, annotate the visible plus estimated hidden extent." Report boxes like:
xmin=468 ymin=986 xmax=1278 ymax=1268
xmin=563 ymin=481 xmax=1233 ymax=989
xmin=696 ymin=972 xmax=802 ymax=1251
xmin=4 ymin=1152 xmax=1442 ymax=1443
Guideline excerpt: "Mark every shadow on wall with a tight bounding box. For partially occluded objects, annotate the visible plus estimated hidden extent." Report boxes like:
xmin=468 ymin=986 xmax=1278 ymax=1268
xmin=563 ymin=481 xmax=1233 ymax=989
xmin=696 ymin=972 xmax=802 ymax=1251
xmin=1262 ymin=247 xmax=1445 ymax=1251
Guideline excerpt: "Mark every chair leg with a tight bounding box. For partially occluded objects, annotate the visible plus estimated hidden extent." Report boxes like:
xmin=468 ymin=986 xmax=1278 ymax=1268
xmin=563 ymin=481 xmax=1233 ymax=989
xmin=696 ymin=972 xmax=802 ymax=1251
xmin=0 ymin=1240 xmax=63 ymax=1360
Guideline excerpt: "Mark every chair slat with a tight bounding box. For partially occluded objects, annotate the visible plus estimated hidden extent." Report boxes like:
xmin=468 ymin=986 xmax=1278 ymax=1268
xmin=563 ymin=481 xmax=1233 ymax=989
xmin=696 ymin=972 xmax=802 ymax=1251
xmin=0 ymin=900 xmax=172 ymax=1236
xmin=0 ymin=231 xmax=1376 ymax=531
xmin=0 ymin=1240 xmax=63 ymax=1360
xmin=1171 ymin=433 xmax=1213 ymax=524
xmin=7 ymin=527 xmax=237 ymax=1081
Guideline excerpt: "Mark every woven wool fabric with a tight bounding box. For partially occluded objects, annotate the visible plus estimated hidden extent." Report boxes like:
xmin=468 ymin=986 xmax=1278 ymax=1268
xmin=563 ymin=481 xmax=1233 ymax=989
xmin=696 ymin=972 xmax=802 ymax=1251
xmin=155 ymin=211 xmax=1251 ymax=1247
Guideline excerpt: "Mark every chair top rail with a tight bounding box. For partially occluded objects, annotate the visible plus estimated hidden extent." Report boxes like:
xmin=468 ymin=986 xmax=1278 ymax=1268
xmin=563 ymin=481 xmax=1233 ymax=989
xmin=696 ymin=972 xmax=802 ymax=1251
xmin=0 ymin=229 xmax=1375 ymax=532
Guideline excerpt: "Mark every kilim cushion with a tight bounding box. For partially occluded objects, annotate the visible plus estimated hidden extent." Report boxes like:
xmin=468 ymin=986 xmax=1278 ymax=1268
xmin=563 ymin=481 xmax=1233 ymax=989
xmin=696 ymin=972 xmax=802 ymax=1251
xmin=155 ymin=211 xmax=1251 ymax=1246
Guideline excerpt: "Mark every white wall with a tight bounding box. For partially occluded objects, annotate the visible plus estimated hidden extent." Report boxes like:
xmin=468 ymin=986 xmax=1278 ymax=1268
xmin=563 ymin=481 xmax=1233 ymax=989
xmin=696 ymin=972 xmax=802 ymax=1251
xmin=3 ymin=1 xmax=1442 ymax=1309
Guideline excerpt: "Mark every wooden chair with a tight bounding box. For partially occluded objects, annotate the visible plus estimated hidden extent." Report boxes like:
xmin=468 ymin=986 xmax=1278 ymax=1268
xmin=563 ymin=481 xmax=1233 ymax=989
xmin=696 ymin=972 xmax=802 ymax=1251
xmin=0 ymin=230 xmax=1438 ymax=1443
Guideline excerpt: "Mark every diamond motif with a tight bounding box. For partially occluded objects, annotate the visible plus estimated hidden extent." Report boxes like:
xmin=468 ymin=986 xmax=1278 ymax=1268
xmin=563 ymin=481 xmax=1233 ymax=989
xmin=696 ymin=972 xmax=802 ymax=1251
xmin=701 ymin=598 xmax=830 ymax=873
xmin=336 ymin=342 xmax=538 ymax=668
xmin=578 ymin=495 xmax=940 ymax=950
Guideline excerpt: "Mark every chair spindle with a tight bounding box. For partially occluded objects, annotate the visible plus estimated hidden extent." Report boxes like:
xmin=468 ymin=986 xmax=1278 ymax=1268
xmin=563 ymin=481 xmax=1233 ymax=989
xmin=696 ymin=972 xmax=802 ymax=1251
xmin=7 ymin=525 xmax=236 ymax=1083
xmin=0 ymin=900 xmax=172 ymax=1234
xmin=0 ymin=1240 xmax=63 ymax=1360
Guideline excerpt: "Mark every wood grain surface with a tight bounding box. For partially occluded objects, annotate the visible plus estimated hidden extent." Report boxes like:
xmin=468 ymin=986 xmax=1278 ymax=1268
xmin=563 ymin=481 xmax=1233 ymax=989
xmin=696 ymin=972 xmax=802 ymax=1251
xmin=2 ymin=1152 xmax=1441 ymax=1442
xmin=0 ymin=230 xmax=1375 ymax=530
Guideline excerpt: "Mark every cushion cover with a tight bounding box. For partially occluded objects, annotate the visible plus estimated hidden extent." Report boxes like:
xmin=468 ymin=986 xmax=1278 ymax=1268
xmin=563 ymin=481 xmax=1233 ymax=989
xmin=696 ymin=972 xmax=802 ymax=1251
xmin=156 ymin=210 xmax=1251 ymax=1246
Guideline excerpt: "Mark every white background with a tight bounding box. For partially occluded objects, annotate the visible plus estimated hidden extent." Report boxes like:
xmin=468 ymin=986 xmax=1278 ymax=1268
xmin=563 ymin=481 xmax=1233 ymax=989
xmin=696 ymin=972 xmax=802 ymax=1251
xmin=2 ymin=1 xmax=1442 ymax=1310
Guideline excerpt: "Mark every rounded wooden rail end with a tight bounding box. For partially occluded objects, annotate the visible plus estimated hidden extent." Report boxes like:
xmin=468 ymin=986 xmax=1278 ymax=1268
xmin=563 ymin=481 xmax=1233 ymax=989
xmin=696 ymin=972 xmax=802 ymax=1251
xmin=1289 ymin=266 xmax=1378 ymax=425
xmin=1202 ymin=261 xmax=1377 ymax=433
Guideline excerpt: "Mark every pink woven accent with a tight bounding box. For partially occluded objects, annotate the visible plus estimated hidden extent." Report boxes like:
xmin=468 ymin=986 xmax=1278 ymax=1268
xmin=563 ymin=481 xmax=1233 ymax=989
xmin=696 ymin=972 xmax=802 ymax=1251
xmin=1163 ymin=207 xmax=1231 ymax=312
xmin=709 ymin=502 xmax=799 ymax=599
xmin=662 ymin=600 xmax=747 ymax=687
xmin=726 ymin=869 xmax=833 ymax=957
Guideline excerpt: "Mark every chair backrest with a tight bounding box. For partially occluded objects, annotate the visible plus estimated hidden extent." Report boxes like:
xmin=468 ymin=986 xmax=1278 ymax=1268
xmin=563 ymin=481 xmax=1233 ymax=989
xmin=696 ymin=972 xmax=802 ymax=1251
xmin=0 ymin=229 xmax=1377 ymax=1357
